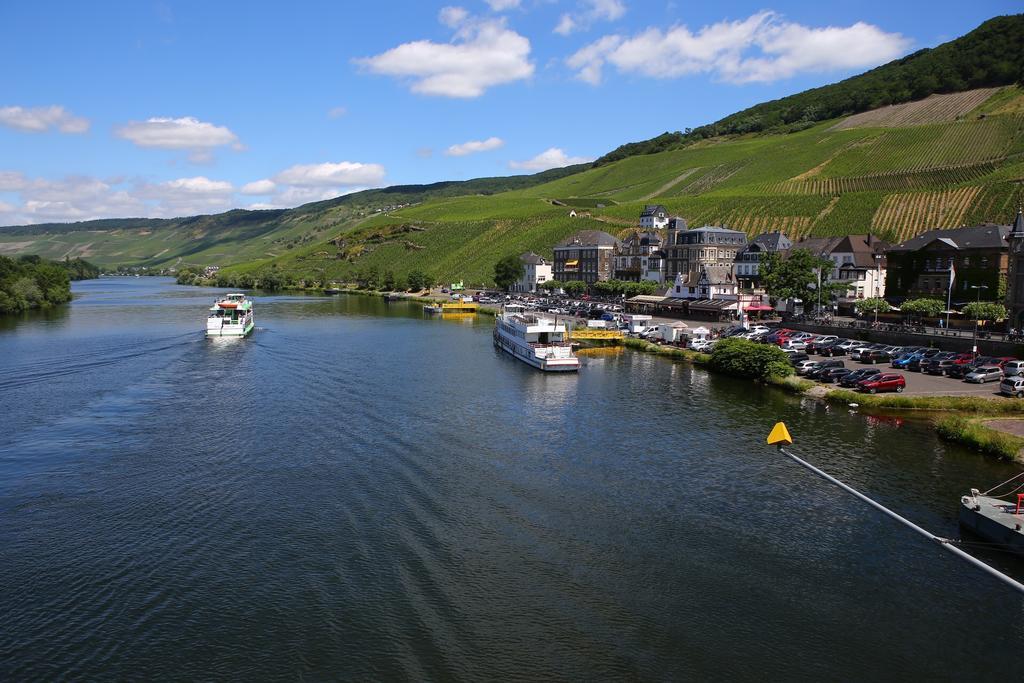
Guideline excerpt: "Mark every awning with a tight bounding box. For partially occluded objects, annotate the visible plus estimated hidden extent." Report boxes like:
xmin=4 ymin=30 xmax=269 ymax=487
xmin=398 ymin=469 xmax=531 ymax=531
xmin=626 ymin=295 xmax=669 ymax=304
xmin=565 ymin=259 xmax=579 ymax=267
xmin=689 ymin=299 xmax=732 ymax=311
xmin=745 ymin=304 xmax=773 ymax=311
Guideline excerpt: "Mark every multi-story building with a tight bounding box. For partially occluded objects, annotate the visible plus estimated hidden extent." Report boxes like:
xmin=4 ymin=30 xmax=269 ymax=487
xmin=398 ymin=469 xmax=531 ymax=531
xmin=509 ymin=252 xmax=552 ymax=293
xmin=553 ymin=230 xmax=619 ymax=285
xmin=795 ymin=234 xmax=889 ymax=309
xmin=664 ymin=222 xmax=747 ymax=284
xmin=1005 ymin=210 xmax=1024 ymax=329
xmin=885 ymin=224 xmax=1009 ymax=302
xmin=614 ymin=231 xmax=665 ymax=282
xmin=735 ymin=231 xmax=792 ymax=285
xmin=639 ymin=204 xmax=669 ymax=230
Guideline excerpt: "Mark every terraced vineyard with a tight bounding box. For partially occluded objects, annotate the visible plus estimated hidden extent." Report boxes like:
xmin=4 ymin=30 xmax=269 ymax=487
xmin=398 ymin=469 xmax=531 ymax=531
xmin=830 ymin=88 xmax=1001 ymax=130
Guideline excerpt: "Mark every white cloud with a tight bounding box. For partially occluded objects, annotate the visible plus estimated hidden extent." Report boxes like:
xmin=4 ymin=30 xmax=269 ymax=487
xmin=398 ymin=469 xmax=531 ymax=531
xmin=568 ymin=11 xmax=910 ymax=84
xmin=328 ymin=106 xmax=348 ymax=118
xmin=0 ymin=171 xmax=28 ymax=192
xmin=554 ymin=0 xmax=625 ymax=35
xmin=485 ymin=0 xmax=520 ymax=10
xmin=356 ymin=12 xmax=533 ymax=98
xmin=439 ymin=5 xmax=469 ymax=27
xmin=114 ymin=117 xmax=241 ymax=159
xmin=240 ymin=179 xmax=277 ymax=195
xmin=273 ymin=161 xmax=386 ymax=188
xmin=445 ymin=136 xmax=505 ymax=156
xmin=0 ymin=105 xmax=90 ymax=134
xmin=509 ymin=147 xmax=592 ymax=170
xmin=554 ymin=14 xmax=576 ymax=36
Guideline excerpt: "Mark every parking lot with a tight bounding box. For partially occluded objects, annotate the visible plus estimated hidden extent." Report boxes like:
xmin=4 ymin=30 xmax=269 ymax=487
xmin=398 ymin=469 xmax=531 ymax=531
xmin=794 ymin=345 xmax=1013 ymax=398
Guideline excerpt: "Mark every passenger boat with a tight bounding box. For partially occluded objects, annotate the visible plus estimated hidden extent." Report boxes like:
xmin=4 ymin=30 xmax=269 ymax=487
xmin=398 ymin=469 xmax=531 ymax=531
xmin=960 ymin=485 xmax=1024 ymax=555
xmin=493 ymin=305 xmax=579 ymax=372
xmin=207 ymin=293 xmax=254 ymax=338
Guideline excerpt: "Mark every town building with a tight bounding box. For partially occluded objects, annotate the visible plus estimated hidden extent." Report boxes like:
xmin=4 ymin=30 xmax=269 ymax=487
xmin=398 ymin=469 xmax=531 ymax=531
xmin=664 ymin=222 xmax=748 ymax=284
xmin=614 ymin=231 xmax=666 ymax=283
xmin=794 ymin=234 xmax=889 ymax=311
xmin=639 ymin=204 xmax=670 ymax=230
xmin=884 ymin=224 xmax=1009 ymax=302
xmin=510 ymin=252 xmax=552 ymax=293
xmin=735 ymin=231 xmax=792 ymax=285
xmin=553 ymin=230 xmax=619 ymax=285
xmin=1005 ymin=210 xmax=1024 ymax=329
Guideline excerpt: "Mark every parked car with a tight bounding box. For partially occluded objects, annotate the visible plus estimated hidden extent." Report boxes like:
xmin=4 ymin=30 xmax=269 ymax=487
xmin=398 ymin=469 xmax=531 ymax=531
xmin=805 ymin=359 xmax=845 ymax=379
xmin=781 ymin=340 xmax=808 ymax=351
xmin=690 ymin=339 xmax=716 ymax=352
xmin=818 ymin=367 xmax=853 ymax=384
xmin=906 ymin=349 xmax=943 ymax=372
xmin=839 ymin=368 xmax=882 ymax=388
xmin=964 ymin=366 xmax=1003 ymax=383
xmin=795 ymin=359 xmax=820 ymax=375
xmin=859 ymin=349 xmax=891 ymax=364
xmin=924 ymin=358 xmax=957 ymax=376
xmin=787 ymin=352 xmax=810 ymax=365
xmin=805 ymin=335 xmax=838 ymax=353
xmin=835 ymin=339 xmax=863 ymax=353
xmin=999 ymin=376 xmax=1024 ymax=398
xmin=948 ymin=356 xmax=995 ymax=379
xmin=1003 ymin=360 xmax=1024 ymax=377
xmin=857 ymin=373 xmax=906 ymax=393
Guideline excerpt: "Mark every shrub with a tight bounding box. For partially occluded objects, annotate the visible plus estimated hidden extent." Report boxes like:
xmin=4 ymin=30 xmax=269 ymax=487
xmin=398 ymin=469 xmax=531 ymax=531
xmin=709 ymin=337 xmax=793 ymax=380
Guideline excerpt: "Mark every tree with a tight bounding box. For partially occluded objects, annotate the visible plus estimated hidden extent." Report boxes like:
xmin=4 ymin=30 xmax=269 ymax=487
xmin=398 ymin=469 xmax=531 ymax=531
xmin=961 ymin=301 xmax=1007 ymax=322
xmin=563 ymin=280 xmax=588 ymax=297
xmin=900 ymin=298 xmax=944 ymax=318
xmin=407 ymin=270 xmax=429 ymax=292
xmin=540 ymin=280 xmax=562 ymax=292
xmin=493 ymin=254 xmax=524 ymax=291
xmin=709 ymin=337 xmax=793 ymax=380
xmin=760 ymin=249 xmax=841 ymax=308
xmin=854 ymin=298 xmax=891 ymax=314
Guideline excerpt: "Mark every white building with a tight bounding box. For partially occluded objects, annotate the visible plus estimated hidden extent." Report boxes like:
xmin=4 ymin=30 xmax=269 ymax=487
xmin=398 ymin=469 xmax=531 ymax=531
xmin=510 ymin=252 xmax=552 ymax=293
xmin=639 ymin=204 xmax=670 ymax=230
xmin=794 ymin=234 xmax=888 ymax=310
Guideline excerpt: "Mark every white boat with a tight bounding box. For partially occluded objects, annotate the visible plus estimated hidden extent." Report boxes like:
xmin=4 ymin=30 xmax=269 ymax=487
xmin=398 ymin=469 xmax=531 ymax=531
xmin=493 ymin=305 xmax=579 ymax=372
xmin=207 ymin=293 xmax=254 ymax=338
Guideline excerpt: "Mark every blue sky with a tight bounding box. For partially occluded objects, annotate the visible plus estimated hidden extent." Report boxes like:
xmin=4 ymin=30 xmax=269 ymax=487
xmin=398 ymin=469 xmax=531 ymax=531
xmin=0 ymin=0 xmax=1019 ymax=224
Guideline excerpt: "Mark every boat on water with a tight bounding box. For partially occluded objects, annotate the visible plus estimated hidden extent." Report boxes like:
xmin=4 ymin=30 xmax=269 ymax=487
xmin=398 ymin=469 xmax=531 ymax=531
xmin=493 ymin=305 xmax=579 ymax=372
xmin=960 ymin=483 xmax=1024 ymax=555
xmin=207 ymin=293 xmax=255 ymax=338
xmin=424 ymin=297 xmax=478 ymax=314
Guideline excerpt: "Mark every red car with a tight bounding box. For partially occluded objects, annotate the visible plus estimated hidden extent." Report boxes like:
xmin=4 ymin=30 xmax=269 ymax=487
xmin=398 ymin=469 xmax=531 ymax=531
xmin=951 ymin=353 xmax=975 ymax=366
xmin=857 ymin=373 xmax=906 ymax=394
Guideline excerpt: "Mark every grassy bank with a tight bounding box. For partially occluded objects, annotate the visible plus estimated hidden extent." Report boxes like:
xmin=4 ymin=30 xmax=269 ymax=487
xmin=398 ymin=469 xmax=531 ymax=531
xmin=935 ymin=415 xmax=1024 ymax=460
xmin=823 ymin=390 xmax=1024 ymax=414
xmin=620 ymin=337 xmax=710 ymax=363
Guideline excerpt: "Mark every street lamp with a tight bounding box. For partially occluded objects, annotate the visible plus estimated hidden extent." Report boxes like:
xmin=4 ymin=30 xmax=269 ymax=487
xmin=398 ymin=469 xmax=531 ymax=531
xmin=873 ymin=253 xmax=883 ymax=326
xmin=969 ymin=284 xmax=988 ymax=356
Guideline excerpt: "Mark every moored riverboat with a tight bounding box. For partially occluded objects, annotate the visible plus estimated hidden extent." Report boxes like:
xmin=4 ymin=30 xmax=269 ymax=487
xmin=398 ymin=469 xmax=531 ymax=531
xmin=959 ymin=486 xmax=1024 ymax=555
xmin=493 ymin=305 xmax=579 ymax=372
xmin=206 ymin=293 xmax=254 ymax=338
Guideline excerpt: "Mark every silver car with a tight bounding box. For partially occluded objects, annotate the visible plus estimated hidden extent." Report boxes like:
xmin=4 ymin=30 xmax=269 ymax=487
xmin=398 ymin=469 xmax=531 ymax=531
xmin=1000 ymin=376 xmax=1024 ymax=397
xmin=1002 ymin=360 xmax=1024 ymax=377
xmin=964 ymin=366 xmax=1003 ymax=383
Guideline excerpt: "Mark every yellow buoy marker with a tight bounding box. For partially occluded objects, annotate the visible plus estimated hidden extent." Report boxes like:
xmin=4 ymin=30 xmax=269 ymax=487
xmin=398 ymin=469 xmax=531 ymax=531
xmin=766 ymin=422 xmax=793 ymax=446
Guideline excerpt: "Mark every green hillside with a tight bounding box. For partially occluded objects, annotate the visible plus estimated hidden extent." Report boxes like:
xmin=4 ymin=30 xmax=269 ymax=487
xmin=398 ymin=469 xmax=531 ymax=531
xmin=0 ymin=165 xmax=587 ymax=268
xmin=223 ymin=86 xmax=1024 ymax=287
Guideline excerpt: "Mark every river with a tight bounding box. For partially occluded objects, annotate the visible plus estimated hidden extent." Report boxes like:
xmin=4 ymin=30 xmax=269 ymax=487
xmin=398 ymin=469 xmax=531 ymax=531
xmin=1 ymin=277 xmax=1022 ymax=679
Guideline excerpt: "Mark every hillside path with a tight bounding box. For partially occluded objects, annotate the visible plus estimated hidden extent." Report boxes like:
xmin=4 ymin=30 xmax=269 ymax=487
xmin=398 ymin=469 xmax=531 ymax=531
xmin=641 ymin=168 xmax=699 ymax=200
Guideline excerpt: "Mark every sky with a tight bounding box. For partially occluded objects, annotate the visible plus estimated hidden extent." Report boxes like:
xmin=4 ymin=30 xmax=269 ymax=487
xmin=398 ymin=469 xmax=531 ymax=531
xmin=0 ymin=0 xmax=1019 ymax=225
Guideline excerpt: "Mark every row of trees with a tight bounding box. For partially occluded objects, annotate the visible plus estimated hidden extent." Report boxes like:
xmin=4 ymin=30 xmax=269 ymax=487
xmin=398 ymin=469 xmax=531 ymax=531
xmin=176 ymin=265 xmax=437 ymax=294
xmin=853 ymin=296 xmax=1008 ymax=321
xmin=0 ymin=255 xmax=74 ymax=314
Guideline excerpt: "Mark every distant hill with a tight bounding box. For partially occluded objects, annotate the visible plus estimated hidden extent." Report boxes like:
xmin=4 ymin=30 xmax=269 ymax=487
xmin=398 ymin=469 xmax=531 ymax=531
xmin=595 ymin=14 xmax=1024 ymax=166
xmin=0 ymin=165 xmax=587 ymax=267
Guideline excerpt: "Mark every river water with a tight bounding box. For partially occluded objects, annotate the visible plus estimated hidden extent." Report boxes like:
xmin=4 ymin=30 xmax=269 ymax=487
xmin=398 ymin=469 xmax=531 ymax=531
xmin=1 ymin=277 xmax=1022 ymax=679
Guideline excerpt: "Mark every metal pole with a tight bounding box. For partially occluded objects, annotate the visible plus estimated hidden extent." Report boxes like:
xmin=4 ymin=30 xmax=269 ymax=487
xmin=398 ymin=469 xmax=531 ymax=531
xmin=778 ymin=445 xmax=1024 ymax=595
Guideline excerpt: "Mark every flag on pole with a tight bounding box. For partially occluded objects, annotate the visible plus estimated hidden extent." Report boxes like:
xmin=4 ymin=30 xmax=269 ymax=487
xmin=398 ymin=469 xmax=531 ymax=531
xmin=948 ymin=260 xmax=956 ymax=292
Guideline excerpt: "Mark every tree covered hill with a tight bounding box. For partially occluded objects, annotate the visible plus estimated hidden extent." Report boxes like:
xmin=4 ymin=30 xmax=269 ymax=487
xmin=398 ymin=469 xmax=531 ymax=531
xmin=595 ymin=13 xmax=1024 ymax=166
